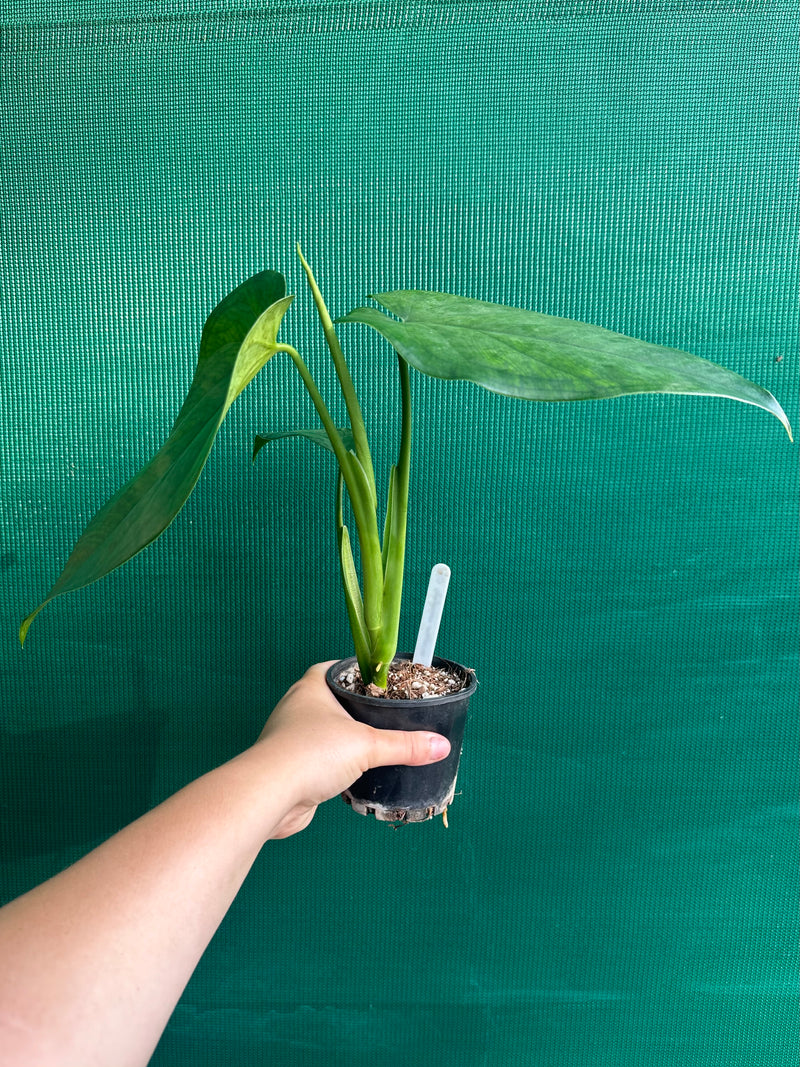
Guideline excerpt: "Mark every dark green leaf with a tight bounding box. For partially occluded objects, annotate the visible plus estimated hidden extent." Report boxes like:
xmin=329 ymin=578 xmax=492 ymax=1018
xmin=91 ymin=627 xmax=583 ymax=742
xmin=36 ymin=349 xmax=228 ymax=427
xmin=21 ymin=271 xmax=290 ymax=644
xmin=338 ymin=291 xmax=792 ymax=437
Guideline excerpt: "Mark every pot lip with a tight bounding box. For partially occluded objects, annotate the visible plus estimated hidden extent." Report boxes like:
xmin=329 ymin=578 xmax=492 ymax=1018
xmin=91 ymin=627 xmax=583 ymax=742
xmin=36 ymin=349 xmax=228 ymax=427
xmin=326 ymin=652 xmax=478 ymax=707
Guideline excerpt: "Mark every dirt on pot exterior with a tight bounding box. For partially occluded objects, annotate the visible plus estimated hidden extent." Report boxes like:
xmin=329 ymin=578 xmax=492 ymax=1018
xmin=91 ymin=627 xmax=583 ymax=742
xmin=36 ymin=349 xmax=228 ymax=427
xmin=334 ymin=659 xmax=469 ymax=700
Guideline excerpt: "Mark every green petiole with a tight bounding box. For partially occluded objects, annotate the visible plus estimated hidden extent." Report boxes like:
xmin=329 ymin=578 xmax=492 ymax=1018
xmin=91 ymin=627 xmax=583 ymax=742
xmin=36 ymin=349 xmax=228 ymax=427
xmin=297 ymin=247 xmax=377 ymax=508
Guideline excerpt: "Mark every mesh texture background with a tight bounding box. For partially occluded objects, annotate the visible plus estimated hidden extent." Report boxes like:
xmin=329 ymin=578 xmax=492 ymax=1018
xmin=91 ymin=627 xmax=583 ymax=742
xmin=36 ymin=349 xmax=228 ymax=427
xmin=1 ymin=3 xmax=797 ymax=1064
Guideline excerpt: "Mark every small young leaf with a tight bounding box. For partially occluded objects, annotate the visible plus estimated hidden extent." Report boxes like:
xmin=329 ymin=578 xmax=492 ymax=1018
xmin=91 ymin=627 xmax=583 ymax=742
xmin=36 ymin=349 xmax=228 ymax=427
xmin=252 ymin=426 xmax=355 ymax=461
xmin=21 ymin=271 xmax=290 ymax=644
xmin=338 ymin=291 xmax=792 ymax=438
xmin=337 ymin=523 xmax=372 ymax=683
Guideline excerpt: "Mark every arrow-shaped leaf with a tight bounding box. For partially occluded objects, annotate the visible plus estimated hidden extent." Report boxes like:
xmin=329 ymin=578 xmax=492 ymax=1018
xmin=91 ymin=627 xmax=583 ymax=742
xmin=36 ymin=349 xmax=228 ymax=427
xmin=338 ymin=291 xmax=792 ymax=438
xmin=21 ymin=270 xmax=290 ymax=644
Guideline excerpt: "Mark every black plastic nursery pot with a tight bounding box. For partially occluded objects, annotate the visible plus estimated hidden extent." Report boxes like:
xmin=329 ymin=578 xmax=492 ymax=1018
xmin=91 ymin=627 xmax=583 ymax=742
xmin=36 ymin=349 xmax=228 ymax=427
xmin=326 ymin=653 xmax=477 ymax=823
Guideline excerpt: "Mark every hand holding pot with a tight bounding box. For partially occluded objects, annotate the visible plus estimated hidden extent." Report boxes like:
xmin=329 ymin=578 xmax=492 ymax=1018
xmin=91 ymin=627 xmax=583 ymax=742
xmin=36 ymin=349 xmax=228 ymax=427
xmin=256 ymin=661 xmax=452 ymax=837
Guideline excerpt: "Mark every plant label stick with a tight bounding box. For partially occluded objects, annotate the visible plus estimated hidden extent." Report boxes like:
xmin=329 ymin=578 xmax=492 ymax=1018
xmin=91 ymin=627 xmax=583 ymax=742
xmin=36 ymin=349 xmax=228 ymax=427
xmin=413 ymin=564 xmax=451 ymax=667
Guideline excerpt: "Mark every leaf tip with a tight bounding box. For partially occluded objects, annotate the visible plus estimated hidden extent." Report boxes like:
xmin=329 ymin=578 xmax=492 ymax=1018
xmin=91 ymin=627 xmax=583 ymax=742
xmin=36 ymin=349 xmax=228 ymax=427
xmin=252 ymin=434 xmax=266 ymax=463
xmin=764 ymin=392 xmax=794 ymax=442
xmin=18 ymin=609 xmax=37 ymax=648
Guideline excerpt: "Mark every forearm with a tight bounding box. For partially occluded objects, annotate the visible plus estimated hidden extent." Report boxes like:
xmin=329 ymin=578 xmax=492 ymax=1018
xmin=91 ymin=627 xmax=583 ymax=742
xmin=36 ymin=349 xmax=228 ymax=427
xmin=0 ymin=661 xmax=449 ymax=1067
xmin=0 ymin=743 xmax=293 ymax=1067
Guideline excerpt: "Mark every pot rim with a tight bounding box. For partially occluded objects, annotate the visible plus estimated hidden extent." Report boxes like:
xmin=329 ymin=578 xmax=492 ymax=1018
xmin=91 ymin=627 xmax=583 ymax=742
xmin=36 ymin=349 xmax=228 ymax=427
xmin=326 ymin=653 xmax=478 ymax=709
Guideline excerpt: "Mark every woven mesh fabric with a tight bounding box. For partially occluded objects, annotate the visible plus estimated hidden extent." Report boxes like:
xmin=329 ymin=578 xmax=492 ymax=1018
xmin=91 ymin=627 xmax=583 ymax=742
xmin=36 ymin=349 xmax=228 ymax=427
xmin=1 ymin=3 xmax=797 ymax=1064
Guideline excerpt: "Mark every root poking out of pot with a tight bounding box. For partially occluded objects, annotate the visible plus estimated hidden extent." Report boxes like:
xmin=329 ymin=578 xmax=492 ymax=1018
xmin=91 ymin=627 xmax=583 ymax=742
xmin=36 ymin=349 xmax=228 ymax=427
xmin=335 ymin=659 xmax=468 ymax=700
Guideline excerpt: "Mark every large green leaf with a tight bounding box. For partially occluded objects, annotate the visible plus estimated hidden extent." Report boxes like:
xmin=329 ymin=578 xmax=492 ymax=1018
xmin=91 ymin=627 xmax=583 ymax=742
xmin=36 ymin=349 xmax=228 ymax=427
xmin=21 ymin=270 xmax=290 ymax=644
xmin=338 ymin=291 xmax=792 ymax=437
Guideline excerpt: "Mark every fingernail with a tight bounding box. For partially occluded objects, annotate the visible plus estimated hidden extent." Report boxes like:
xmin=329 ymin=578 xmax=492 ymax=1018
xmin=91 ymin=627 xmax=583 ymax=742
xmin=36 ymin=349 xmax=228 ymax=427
xmin=428 ymin=735 xmax=450 ymax=760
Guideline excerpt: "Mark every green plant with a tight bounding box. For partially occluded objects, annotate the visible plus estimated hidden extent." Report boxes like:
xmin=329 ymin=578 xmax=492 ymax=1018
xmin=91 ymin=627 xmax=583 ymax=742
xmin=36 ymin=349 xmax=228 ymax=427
xmin=20 ymin=247 xmax=792 ymax=688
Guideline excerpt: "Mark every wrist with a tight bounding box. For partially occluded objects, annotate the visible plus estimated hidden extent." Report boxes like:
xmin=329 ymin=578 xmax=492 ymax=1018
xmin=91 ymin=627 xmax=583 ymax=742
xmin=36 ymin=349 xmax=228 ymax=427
xmin=229 ymin=739 xmax=306 ymax=838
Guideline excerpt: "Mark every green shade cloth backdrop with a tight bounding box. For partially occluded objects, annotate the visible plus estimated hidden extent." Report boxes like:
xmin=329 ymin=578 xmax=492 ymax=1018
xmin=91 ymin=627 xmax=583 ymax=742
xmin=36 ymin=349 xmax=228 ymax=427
xmin=1 ymin=2 xmax=797 ymax=1064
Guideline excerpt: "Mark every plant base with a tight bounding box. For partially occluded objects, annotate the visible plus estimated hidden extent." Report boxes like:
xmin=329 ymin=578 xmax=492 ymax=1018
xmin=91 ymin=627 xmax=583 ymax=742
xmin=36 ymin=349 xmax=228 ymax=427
xmin=326 ymin=654 xmax=477 ymax=823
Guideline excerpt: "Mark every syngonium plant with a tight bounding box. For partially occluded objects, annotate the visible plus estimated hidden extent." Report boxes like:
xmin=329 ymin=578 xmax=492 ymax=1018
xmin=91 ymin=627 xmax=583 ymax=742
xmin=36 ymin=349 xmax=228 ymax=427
xmin=20 ymin=247 xmax=792 ymax=688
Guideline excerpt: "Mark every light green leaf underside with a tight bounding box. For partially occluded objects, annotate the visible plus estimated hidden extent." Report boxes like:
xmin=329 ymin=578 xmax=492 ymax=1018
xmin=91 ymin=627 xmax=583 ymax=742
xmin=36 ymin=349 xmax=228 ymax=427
xmin=252 ymin=426 xmax=355 ymax=461
xmin=21 ymin=271 xmax=290 ymax=645
xmin=338 ymin=291 xmax=792 ymax=438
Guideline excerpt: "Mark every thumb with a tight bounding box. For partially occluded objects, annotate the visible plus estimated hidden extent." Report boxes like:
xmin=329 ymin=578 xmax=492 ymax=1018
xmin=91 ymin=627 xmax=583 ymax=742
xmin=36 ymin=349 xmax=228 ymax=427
xmin=368 ymin=728 xmax=451 ymax=770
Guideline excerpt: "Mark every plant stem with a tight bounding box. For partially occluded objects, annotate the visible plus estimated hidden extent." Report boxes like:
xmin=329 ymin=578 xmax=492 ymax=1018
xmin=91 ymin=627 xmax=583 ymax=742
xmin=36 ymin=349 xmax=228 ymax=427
xmin=275 ymin=342 xmax=384 ymax=673
xmin=371 ymin=355 xmax=412 ymax=688
xmin=296 ymin=248 xmax=377 ymax=506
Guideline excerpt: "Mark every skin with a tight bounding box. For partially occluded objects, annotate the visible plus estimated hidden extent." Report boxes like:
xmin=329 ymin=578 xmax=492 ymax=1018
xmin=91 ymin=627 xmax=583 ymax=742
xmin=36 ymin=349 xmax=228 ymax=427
xmin=0 ymin=661 xmax=450 ymax=1067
